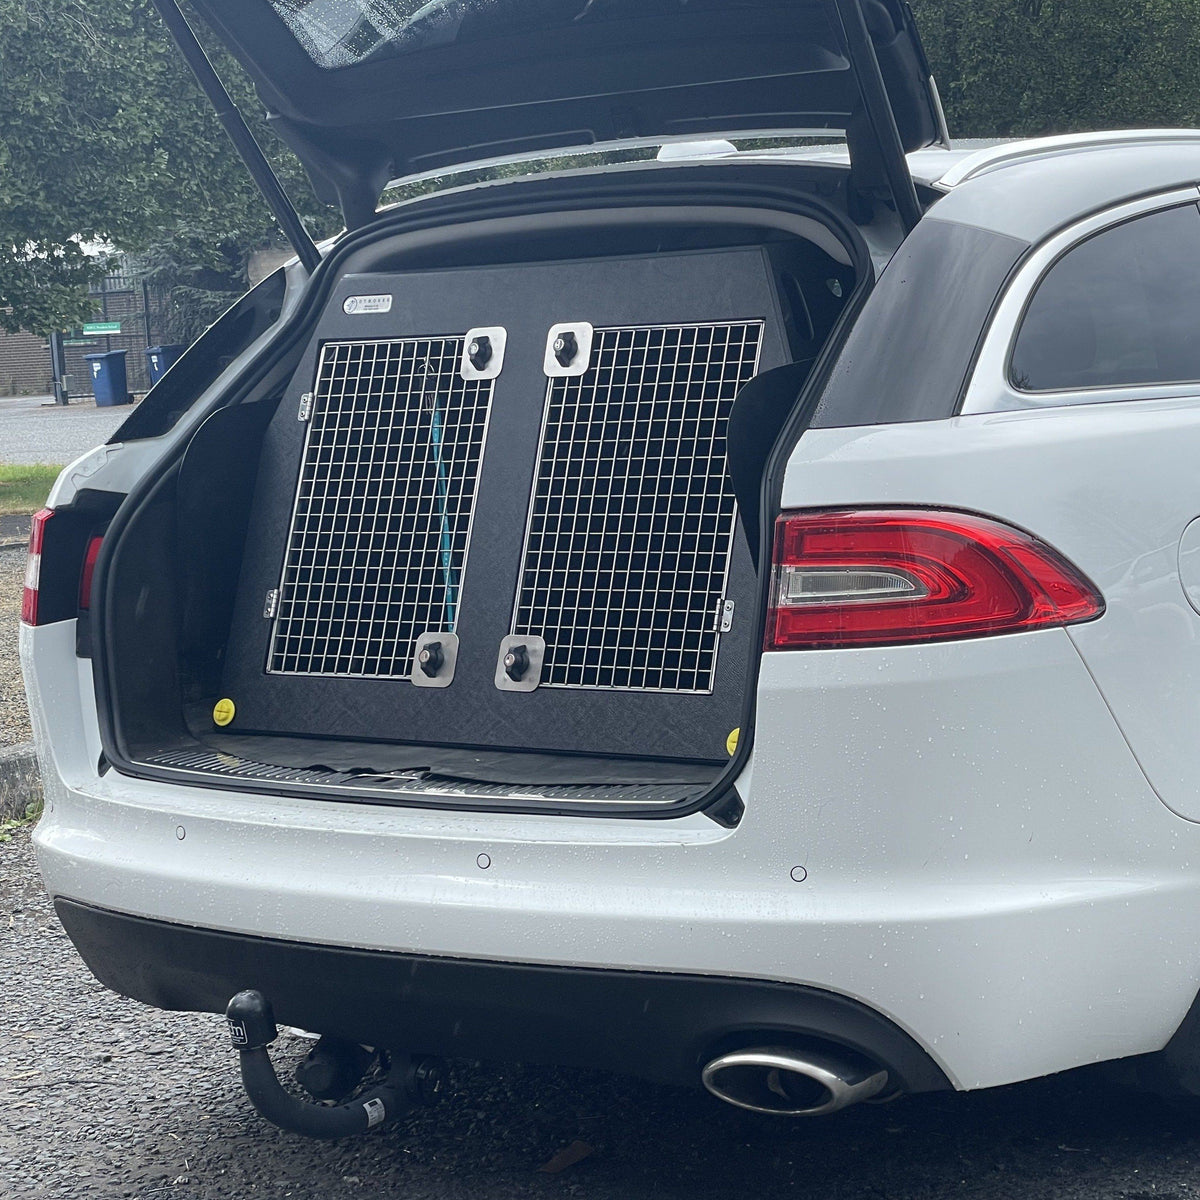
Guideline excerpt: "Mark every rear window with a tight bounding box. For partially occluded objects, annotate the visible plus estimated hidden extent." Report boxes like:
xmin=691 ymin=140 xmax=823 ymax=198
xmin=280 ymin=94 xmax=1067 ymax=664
xmin=1010 ymin=203 xmax=1200 ymax=393
xmin=269 ymin=0 xmax=837 ymax=71
xmin=108 ymin=270 xmax=287 ymax=442
xmin=271 ymin=0 xmax=437 ymax=68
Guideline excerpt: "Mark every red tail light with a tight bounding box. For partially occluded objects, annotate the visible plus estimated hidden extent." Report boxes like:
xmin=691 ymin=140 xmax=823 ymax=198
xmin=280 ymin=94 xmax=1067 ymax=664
xmin=767 ymin=509 xmax=1104 ymax=651
xmin=79 ymin=535 xmax=103 ymax=610
xmin=20 ymin=508 xmax=55 ymax=626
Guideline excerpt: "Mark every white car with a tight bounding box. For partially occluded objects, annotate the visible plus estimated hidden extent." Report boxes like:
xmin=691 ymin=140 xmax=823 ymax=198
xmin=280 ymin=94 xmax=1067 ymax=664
xmin=22 ymin=0 xmax=1200 ymax=1134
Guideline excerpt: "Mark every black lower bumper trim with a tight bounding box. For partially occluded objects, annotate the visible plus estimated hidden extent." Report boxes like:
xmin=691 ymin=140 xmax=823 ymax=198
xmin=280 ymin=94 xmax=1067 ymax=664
xmin=55 ymin=899 xmax=950 ymax=1093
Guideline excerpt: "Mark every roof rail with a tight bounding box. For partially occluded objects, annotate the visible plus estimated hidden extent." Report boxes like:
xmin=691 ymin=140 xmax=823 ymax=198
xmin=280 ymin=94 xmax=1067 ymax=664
xmin=940 ymin=129 xmax=1200 ymax=188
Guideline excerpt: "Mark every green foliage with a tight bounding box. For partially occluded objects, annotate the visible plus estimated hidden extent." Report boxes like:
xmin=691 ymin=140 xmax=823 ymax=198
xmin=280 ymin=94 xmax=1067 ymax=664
xmin=0 ymin=0 xmax=339 ymax=336
xmin=0 ymin=798 xmax=43 ymax=843
xmin=912 ymin=0 xmax=1200 ymax=136
xmin=4 ymin=0 xmax=1200 ymax=336
xmin=134 ymin=221 xmax=261 ymax=343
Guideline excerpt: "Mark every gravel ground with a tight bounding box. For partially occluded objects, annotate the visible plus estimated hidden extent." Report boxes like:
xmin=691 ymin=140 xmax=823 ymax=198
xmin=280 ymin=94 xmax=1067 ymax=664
xmin=3 ymin=357 xmax=1200 ymax=1193
xmin=4 ymin=825 xmax=1200 ymax=1200
xmin=0 ymin=546 xmax=29 ymax=745
xmin=0 ymin=395 xmax=133 ymax=466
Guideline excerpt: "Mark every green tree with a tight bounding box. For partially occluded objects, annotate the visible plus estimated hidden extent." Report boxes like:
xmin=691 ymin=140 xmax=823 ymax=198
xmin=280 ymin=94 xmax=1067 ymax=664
xmin=912 ymin=0 xmax=1200 ymax=136
xmin=0 ymin=0 xmax=338 ymax=336
xmin=6 ymin=0 xmax=1200 ymax=340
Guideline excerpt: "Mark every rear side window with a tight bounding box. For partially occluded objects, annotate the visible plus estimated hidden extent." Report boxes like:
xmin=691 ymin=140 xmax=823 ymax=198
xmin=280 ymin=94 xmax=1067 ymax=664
xmin=1011 ymin=203 xmax=1200 ymax=393
xmin=108 ymin=269 xmax=287 ymax=442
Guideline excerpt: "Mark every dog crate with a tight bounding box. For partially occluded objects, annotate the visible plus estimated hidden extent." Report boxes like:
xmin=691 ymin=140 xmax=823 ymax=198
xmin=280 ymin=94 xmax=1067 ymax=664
xmin=220 ymin=248 xmax=792 ymax=763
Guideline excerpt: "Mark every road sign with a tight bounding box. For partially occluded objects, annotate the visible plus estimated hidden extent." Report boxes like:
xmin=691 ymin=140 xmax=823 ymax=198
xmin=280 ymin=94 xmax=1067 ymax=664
xmin=63 ymin=340 xmax=92 ymax=347
xmin=82 ymin=321 xmax=121 ymax=335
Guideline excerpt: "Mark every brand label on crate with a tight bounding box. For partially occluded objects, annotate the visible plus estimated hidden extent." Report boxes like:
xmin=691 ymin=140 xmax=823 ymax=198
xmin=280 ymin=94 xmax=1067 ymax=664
xmin=343 ymin=294 xmax=393 ymax=315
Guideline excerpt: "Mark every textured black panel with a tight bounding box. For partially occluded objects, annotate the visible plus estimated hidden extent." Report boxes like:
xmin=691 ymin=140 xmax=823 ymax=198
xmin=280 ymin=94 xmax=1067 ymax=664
xmin=139 ymin=745 xmax=712 ymax=808
xmin=202 ymin=732 xmax=721 ymax=784
xmin=221 ymin=248 xmax=789 ymax=761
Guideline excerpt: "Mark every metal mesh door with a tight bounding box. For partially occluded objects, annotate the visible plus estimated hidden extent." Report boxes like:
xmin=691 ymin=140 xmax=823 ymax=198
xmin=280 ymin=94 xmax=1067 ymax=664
xmin=268 ymin=336 xmax=492 ymax=678
xmin=512 ymin=321 xmax=763 ymax=693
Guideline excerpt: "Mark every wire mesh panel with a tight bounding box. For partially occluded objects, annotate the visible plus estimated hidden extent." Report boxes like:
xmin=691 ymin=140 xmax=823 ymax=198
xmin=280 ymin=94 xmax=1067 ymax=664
xmin=513 ymin=321 xmax=763 ymax=693
xmin=269 ymin=337 xmax=492 ymax=678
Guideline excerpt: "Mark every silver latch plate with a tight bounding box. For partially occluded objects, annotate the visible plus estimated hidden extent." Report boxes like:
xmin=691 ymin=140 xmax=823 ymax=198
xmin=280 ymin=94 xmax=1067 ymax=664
xmin=543 ymin=322 xmax=595 ymax=378
xmin=460 ymin=326 xmax=508 ymax=381
xmin=494 ymin=634 xmax=547 ymax=692
xmin=263 ymin=589 xmax=280 ymax=619
xmin=411 ymin=631 xmax=460 ymax=689
xmin=719 ymin=599 xmax=736 ymax=633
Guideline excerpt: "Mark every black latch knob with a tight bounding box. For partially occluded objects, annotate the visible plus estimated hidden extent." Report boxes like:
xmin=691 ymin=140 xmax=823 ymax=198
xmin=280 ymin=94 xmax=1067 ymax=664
xmin=503 ymin=644 xmax=529 ymax=681
xmin=467 ymin=336 xmax=493 ymax=370
xmin=553 ymin=331 xmax=578 ymax=367
xmin=418 ymin=642 xmax=444 ymax=678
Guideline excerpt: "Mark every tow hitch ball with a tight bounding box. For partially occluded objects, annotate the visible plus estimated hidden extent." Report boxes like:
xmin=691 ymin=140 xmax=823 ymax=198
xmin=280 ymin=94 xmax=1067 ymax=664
xmin=225 ymin=990 xmax=444 ymax=1139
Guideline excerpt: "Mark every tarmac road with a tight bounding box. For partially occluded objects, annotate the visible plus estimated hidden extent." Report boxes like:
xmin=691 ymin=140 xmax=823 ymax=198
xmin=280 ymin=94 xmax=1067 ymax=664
xmin=0 ymin=395 xmax=132 ymax=466
xmin=4 ymin=827 xmax=1200 ymax=1200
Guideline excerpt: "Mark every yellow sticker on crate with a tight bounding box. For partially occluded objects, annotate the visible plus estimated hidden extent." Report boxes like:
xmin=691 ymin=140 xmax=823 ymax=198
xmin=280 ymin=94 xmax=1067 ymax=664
xmin=726 ymin=728 xmax=740 ymax=757
xmin=212 ymin=698 xmax=236 ymax=728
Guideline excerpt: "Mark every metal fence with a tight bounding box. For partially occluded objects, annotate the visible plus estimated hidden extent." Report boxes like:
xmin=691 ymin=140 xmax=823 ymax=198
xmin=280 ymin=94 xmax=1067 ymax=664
xmin=62 ymin=270 xmax=173 ymax=399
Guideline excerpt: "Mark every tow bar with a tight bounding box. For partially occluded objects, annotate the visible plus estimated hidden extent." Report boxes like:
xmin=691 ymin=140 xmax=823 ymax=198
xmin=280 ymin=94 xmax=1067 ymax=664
xmin=225 ymin=990 xmax=444 ymax=1138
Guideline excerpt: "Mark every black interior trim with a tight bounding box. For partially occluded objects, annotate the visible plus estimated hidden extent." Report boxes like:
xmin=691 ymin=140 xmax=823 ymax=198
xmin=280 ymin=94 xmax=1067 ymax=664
xmin=727 ymin=362 xmax=816 ymax=560
xmin=91 ymin=163 xmax=876 ymax=823
xmin=110 ymin=271 xmax=286 ymax=443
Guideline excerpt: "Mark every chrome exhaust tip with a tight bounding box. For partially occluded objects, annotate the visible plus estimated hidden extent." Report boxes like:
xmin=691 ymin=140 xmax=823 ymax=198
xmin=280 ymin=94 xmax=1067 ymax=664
xmin=701 ymin=1045 xmax=890 ymax=1116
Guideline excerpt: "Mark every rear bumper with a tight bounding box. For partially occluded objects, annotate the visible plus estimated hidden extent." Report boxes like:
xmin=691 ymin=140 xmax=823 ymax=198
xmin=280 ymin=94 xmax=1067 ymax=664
xmin=24 ymin=618 xmax=1200 ymax=1093
xmin=54 ymin=898 xmax=949 ymax=1092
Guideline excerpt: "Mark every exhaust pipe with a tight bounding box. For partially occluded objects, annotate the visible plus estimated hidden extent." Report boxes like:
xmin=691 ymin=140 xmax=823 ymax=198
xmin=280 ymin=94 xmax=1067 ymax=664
xmin=701 ymin=1045 xmax=890 ymax=1116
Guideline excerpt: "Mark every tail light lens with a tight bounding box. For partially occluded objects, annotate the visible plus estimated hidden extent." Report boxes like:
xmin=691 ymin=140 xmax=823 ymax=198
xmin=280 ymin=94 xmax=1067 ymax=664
xmin=78 ymin=535 xmax=103 ymax=610
xmin=767 ymin=509 xmax=1104 ymax=650
xmin=20 ymin=509 xmax=55 ymax=626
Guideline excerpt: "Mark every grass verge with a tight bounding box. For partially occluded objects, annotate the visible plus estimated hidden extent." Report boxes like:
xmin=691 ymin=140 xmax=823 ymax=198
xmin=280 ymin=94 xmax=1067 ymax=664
xmin=0 ymin=798 xmax=42 ymax=843
xmin=0 ymin=464 xmax=61 ymax=515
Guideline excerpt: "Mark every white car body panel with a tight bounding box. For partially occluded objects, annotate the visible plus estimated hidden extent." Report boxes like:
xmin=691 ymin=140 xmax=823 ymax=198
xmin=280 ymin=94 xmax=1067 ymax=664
xmin=786 ymin=403 xmax=1200 ymax=823
xmin=25 ymin=131 xmax=1200 ymax=1102
xmin=924 ymin=142 xmax=1200 ymax=242
xmin=25 ymin=607 xmax=1200 ymax=1090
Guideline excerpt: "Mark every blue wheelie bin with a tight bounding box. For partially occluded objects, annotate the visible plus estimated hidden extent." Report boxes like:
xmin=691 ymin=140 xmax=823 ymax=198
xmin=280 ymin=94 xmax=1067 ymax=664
xmin=84 ymin=350 xmax=131 ymax=406
xmin=144 ymin=343 xmax=185 ymax=386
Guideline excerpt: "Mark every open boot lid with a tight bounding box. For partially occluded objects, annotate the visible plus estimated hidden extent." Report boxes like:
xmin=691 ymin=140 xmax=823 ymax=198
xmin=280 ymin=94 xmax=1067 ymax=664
xmin=180 ymin=0 xmax=947 ymax=230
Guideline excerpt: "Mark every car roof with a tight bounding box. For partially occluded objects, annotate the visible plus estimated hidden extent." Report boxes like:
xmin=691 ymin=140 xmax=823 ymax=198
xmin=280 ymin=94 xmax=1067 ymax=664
xmin=368 ymin=130 xmax=1200 ymax=258
xmin=655 ymin=130 xmax=1200 ymax=244
xmin=915 ymin=131 xmax=1200 ymax=241
xmin=741 ymin=130 xmax=1200 ymax=239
